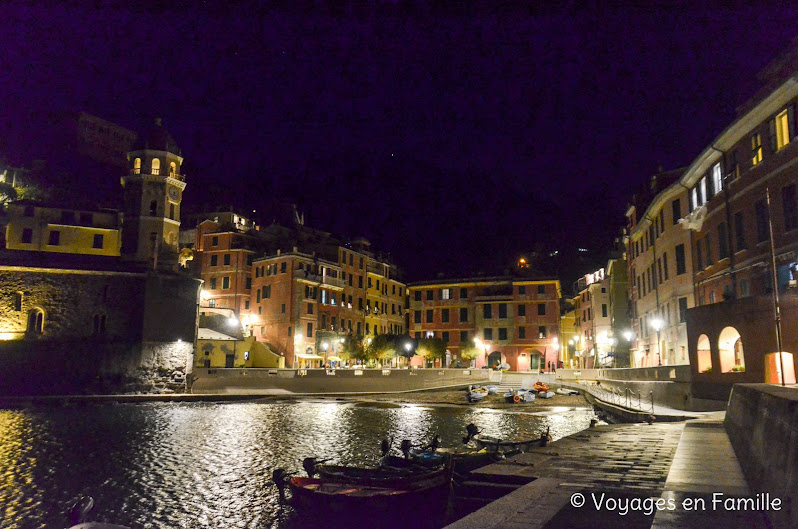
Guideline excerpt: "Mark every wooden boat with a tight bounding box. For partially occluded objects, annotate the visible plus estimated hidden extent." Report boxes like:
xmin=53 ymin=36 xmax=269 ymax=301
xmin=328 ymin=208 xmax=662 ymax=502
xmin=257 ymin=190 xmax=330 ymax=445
xmin=532 ymin=381 xmax=550 ymax=393
xmin=472 ymin=428 xmax=552 ymax=453
xmin=316 ymin=462 xmax=448 ymax=489
xmin=279 ymin=464 xmax=454 ymax=520
xmin=380 ymin=451 xmax=446 ymax=470
xmin=466 ymin=385 xmax=489 ymax=402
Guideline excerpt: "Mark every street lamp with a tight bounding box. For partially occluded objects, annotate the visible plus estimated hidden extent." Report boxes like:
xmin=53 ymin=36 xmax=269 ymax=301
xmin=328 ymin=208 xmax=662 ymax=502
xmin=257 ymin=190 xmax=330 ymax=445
xmin=650 ymin=318 xmax=664 ymax=367
xmin=474 ymin=337 xmax=489 ymax=368
xmin=321 ymin=341 xmax=329 ymax=367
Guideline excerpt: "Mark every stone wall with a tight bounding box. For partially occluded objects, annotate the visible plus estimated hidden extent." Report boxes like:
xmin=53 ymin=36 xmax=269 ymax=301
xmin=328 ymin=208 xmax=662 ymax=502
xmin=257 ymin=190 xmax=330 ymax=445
xmin=725 ymin=383 xmax=798 ymax=529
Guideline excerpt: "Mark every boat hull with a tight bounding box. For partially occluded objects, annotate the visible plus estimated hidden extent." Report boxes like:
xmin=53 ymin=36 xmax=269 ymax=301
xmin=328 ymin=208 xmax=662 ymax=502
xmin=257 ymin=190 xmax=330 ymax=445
xmin=472 ymin=434 xmax=544 ymax=453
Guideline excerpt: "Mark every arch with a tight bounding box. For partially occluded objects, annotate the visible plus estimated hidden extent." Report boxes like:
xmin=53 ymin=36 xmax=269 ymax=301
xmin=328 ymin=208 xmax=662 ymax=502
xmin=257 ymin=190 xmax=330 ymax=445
xmin=133 ymin=157 xmax=141 ymax=174
xmin=26 ymin=308 xmax=44 ymax=335
xmin=528 ymin=349 xmax=543 ymax=371
xmin=718 ymin=326 xmax=744 ymax=373
xmin=487 ymin=351 xmax=502 ymax=369
xmin=764 ymin=352 xmax=797 ymax=384
xmin=696 ymin=334 xmax=711 ymax=373
xmin=169 ymin=161 xmax=176 ymax=177
xmin=151 ymin=158 xmax=160 ymax=175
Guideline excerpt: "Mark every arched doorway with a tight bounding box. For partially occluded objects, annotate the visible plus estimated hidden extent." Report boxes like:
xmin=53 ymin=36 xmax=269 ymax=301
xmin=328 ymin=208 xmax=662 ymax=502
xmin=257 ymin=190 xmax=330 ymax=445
xmin=718 ymin=327 xmax=744 ymax=373
xmin=27 ymin=308 xmax=44 ymax=335
xmin=696 ymin=334 xmax=711 ymax=373
xmin=529 ymin=349 xmax=543 ymax=372
xmin=487 ymin=351 xmax=502 ymax=369
xmin=764 ymin=352 xmax=797 ymax=384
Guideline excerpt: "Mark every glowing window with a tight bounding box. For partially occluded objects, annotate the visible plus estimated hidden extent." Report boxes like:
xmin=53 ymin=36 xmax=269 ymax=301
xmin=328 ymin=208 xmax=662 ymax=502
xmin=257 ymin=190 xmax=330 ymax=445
xmin=697 ymin=334 xmax=711 ymax=373
xmin=712 ymin=163 xmax=723 ymax=193
xmin=718 ymin=327 xmax=744 ymax=373
xmin=151 ymin=158 xmax=160 ymax=175
xmin=169 ymin=161 xmax=177 ymax=177
xmin=751 ymin=133 xmax=763 ymax=166
xmin=133 ymin=158 xmax=141 ymax=174
xmin=775 ymin=109 xmax=790 ymax=150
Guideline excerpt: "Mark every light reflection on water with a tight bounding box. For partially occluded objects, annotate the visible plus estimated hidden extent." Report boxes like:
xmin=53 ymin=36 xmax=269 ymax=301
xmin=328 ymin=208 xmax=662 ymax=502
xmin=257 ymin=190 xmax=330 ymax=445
xmin=0 ymin=401 xmax=598 ymax=528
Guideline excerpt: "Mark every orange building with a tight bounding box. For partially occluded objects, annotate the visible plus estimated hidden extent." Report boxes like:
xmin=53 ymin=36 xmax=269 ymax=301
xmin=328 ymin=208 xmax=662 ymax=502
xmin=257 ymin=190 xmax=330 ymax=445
xmin=408 ymin=276 xmax=561 ymax=371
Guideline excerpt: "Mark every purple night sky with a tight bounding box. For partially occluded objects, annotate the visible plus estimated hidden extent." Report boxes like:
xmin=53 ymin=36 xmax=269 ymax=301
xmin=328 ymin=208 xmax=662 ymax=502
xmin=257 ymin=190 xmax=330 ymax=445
xmin=2 ymin=3 xmax=798 ymax=285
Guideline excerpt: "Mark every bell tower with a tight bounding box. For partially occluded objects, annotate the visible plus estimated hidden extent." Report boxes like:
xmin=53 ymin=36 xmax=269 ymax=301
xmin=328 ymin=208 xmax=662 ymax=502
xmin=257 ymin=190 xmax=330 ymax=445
xmin=121 ymin=118 xmax=186 ymax=271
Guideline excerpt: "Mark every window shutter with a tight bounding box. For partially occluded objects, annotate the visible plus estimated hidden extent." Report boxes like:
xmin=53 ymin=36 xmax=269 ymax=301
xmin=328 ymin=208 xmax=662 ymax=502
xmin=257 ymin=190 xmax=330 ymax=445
xmin=789 ymin=104 xmax=795 ymax=139
xmin=769 ymin=119 xmax=777 ymax=152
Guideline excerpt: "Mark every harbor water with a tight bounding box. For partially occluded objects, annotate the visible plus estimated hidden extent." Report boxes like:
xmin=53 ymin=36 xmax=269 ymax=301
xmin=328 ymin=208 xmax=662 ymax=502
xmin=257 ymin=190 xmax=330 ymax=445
xmin=0 ymin=399 xmax=599 ymax=528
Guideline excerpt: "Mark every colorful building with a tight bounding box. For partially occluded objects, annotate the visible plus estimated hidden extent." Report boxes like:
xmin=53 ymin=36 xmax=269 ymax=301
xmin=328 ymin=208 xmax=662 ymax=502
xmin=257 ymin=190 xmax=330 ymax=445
xmin=408 ymin=275 xmax=561 ymax=371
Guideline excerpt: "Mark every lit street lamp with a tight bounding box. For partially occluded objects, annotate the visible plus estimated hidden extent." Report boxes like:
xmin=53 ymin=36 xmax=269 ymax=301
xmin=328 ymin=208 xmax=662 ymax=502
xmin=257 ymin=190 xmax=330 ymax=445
xmin=474 ymin=337 xmax=489 ymax=369
xmin=321 ymin=341 xmax=329 ymax=367
xmin=650 ymin=318 xmax=664 ymax=366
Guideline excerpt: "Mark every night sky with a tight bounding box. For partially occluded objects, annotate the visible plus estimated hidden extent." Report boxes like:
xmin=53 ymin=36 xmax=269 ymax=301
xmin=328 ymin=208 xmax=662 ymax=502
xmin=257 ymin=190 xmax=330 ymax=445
xmin=3 ymin=3 xmax=798 ymax=286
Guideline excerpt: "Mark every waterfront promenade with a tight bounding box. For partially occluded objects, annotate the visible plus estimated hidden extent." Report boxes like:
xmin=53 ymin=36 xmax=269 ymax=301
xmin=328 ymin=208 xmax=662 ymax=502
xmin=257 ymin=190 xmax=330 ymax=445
xmin=444 ymin=411 xmax=771 ymax=529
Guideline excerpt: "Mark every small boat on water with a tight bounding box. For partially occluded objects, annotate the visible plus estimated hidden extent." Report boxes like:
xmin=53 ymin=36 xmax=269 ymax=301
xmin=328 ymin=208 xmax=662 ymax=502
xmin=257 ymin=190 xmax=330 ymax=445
xmin=471 ymin=427 xmax=553 ymax=453
xmin=316 ymin=461 xmax=451 ymax=489
xmin=556 ymin=387 xmax=580 ymax=396
xmin=538 ymin=391 xmax=555 ymax=399
xmin=66 ymin=497 xmax=130 ymax=529
xmin=466 ymin=385 xmax=489 ymax=403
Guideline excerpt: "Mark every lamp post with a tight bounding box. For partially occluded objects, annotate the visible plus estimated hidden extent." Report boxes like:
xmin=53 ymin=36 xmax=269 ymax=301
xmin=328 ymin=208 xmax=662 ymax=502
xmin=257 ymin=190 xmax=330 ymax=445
xmin=321 ymin=341 xmax=329 ymax=368
xmin=650 ymin=318 xmax=664 ymax=367
xmin=474 ymin=337 xmax=489 ymax=369
xmin=404 ymin=341 xmax=412 ymax=368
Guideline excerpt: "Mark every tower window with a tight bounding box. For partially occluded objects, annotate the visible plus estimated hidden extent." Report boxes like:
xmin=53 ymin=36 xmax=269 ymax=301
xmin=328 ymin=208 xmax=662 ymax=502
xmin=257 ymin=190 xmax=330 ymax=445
xmin=170 ymin=161 xmax=176 ymax=177
xmin=149 ymin=201 xmax=157 ymax=215
xmin=133 ymin=158 xmax=141 ymax=174
xmin=151 ymin=158 xmax=160 ymax=175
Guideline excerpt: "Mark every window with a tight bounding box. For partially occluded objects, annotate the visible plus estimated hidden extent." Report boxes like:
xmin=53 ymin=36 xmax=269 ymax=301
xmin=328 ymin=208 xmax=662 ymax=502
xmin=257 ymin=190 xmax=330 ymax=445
xmin=518 ymin=285 xmax=526 ymax=295
xmin=48 ymin=230 xmax=60 ymax=246
xmin=539 ymin=326 xmax=547 ymax=338
xmin=21 ymin=228 xmax=32 ymax=244
xmin=349 ymin=254 xmax=354 ymax=266
xmin=426 ymin=290 xmax=433 ymax=301
xmin=208 ymin=299 xmax=215 ymax=307
xmin=657 ymin=258 xmax=663 ymax=284
xmin=210 ymin=278 xmax=217 ymax=290
xmin=169 ymin=203 xmax=176 ymax=220
xmin=459 ymin=308 xmax=468 ymax=322
xmin=224 ymin=254 xmax=231 ymax=265
xmin=170 ymin=161 xmax=177 ymax=177
xmin=133 ymin=158 xmax=141 ymax=174
xmin=695 ymin=239 xmax=703 ymax=269
xmin=414 ymin=291 xmax=421 ymax=301
xmin=222 ymin=277 xmax=230 ymax=289
xmin=14 ymin=292 xmax=23 ymax=311
xmin=498 ymin=328 xmax=507 ymax=340
xmin=674 ymin=244 xmax=686 ymax=275
xmin=734 ymin=211 xmax=747 ymax=251
xmin=460 ymin=288 xmax=468 ymax=298
xmin=751 ymin=133 xmax=763 ymax=166
xmin=782 ymin=184 xmax=798 ymax=231
xmin=210 ymin=255 xmax=218 ymax=266
xmin=718 ymin=222 xmax=729 ymax=259
xmin=518 ymin=326 xmax=526 ymax=339
xmin=245 ymin=277 xmax=252 ymax=290
xmin=151 ymin=158 xmax=160 ymax=175
xmin=307 ymin=322 xmax=313 ymax=338
xmin=307 ymin=303 xmax=313 ymax=315
xmin=740 ymin=279 xmax=751 ymax=298
xmin=537 ymin=303 xmax=546 ymax=316
xmin=441 ymin=288 xmax=451 ymax=300
xmin=602 ymin=304 xmax=608 ymax=318
xmin=460 ymin=330 xmax=468 ymax=343
xmin=755 ymin=199 xmax=770 ymax=243
xmin=212 ymin=236 xmax=218 ymax=246
xmin=264 ymin=285 xmax=271 ymax=298
xmin=27 ymin=309 xmax=44 ymax=334
xmin=414 ymin=311 xmax=421 ymax=324
xmin=280 ymin=262 xmax=286 ymax=273
xmin=518 ymin=304 xmax=526 ymax=316
xmin=498 ymin=304 xmax=507 ymax=318
xmin=775 ymin=108 xmax=792 ymax=151
xmin=662 ymin=252 xmax=669 ymax=281
xmin=484 ymin=328 xmax=493 ymax=340
xmin=712 ymin=163 xmax=723 ymax=194
xmin=426 ymin=309 xmax=433 ymax=323
xmin=61 ymin=210 xmax=75 ymax=224
xmin=442 ymin=331 xmax=449 ymax=343
xmin=538 ymin=284 xmax=545 ymax=294
xmin=440 ymin=308 xmax=449 ymax=323
xmin=483 ymin=304 xmax=492 ymax=319
xmin=679 ymin=297 xmax=688 ymax=322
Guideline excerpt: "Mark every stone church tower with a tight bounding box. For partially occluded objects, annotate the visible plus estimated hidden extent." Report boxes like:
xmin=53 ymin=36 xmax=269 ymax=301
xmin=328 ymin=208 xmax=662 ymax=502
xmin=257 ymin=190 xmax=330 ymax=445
xmin=121 ymin=118 xmax=186 ymax=271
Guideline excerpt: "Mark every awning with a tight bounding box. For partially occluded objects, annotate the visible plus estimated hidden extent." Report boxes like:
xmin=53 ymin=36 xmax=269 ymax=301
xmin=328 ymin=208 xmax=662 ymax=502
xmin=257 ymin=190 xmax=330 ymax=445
xmin=327 ymin=356 xmax=342 ymax=362
xmin=295 ymin=353 xmax=324 ymax=360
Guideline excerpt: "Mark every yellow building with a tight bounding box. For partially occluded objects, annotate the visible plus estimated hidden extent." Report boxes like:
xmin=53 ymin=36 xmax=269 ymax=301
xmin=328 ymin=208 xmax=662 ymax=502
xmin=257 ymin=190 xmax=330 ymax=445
xmin=5 ymin=201 xmax=122 ymax=256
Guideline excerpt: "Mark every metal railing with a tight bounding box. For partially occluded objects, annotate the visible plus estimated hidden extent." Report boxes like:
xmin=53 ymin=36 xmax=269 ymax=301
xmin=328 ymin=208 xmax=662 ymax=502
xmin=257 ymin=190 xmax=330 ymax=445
xmin=576 ymin=382 xmax=655 ymax=414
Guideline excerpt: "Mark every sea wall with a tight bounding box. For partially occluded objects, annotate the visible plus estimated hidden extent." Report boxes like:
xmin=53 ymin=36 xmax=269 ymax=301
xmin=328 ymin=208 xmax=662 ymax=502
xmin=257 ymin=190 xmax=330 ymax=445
xmin=725 ymin=383 xmax=798 ymax=529
xmin=191 ymin=367 xmax=494 ymax=394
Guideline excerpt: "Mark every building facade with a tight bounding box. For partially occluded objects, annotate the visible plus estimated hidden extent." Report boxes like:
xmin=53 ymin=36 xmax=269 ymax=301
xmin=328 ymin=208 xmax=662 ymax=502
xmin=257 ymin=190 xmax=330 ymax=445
xmin=408 ymin=276 xmax=561 ymax=371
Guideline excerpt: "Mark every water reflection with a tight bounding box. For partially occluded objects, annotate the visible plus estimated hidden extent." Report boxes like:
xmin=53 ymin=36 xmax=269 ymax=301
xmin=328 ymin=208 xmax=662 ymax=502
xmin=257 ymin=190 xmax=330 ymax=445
xmin=0 ymin=402 xmax=598 ymax=528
